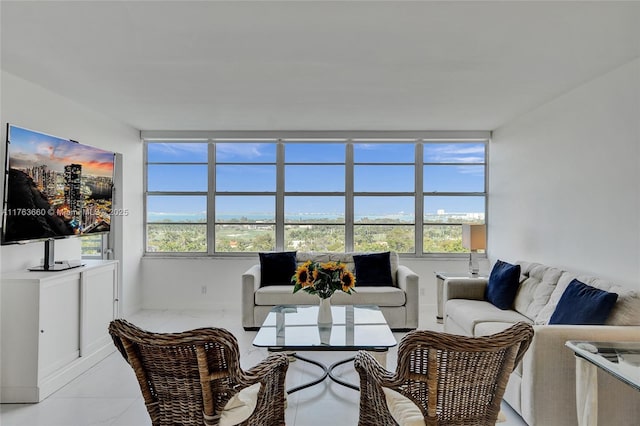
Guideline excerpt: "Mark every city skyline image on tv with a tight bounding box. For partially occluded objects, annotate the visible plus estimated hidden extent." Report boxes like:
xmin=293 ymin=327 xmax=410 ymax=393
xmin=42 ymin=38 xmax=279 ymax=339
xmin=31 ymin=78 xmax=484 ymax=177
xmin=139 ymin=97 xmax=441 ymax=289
xmin=2 ymin=124 xmax=115 ymax=244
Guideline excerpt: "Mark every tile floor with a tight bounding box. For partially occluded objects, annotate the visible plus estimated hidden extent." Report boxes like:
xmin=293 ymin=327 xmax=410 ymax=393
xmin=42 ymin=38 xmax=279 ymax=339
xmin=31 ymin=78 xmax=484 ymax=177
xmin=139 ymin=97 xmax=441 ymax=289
xmin=0 ymin=307 xmax=528 ymax=425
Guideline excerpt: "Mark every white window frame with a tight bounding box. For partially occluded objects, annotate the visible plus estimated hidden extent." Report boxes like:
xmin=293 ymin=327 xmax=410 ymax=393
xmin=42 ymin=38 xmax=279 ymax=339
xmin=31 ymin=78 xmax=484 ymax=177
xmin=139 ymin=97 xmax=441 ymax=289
xmin=143 ymin=131 xmax=489 ymax=258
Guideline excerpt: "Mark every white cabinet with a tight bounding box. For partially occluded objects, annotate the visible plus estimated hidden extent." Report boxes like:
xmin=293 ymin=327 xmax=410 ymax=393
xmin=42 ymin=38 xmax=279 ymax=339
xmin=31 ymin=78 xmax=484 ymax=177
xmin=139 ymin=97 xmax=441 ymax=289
xmin=1 ymin=260 xmax=119 ymax=403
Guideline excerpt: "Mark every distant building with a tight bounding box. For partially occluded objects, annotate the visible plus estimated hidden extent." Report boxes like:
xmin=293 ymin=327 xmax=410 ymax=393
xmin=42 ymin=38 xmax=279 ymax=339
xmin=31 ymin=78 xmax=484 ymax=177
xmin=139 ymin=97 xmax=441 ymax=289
xmin=64 ymin=164 xmax=83 ymax=222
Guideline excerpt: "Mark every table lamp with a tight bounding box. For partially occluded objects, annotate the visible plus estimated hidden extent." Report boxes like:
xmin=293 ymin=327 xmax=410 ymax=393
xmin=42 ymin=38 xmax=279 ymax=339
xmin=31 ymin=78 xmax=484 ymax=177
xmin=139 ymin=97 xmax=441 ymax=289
xmin=462 ymin=224 xmax=486 ymax=275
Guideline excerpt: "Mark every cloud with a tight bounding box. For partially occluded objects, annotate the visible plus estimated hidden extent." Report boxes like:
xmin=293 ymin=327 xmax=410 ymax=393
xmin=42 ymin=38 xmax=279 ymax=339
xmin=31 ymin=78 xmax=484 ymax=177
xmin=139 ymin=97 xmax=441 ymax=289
xmin=426 ymin=143 xmax=485 ymax=163
xmin=216 ymin=143 xmax=271 ymax=161
xmin=151 ymin=142 xmax=208 ymax=157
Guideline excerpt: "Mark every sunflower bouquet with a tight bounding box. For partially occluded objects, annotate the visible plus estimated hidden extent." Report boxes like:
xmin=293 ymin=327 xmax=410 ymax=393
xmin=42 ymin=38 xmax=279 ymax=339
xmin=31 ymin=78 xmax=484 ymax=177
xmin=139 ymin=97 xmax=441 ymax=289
xmin=292 ymin=260 xmax=356 ymax=299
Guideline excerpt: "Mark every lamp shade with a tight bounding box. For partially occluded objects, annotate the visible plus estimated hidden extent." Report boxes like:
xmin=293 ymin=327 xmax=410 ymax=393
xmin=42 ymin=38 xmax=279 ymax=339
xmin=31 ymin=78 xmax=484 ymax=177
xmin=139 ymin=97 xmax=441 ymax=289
xmin=462 ymin=224 xmax=486 ymax=251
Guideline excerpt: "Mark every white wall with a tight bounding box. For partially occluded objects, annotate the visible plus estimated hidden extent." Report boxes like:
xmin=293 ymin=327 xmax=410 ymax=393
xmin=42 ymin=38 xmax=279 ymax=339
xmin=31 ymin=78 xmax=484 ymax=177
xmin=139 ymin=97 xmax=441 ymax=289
xmin=0 ymin=71 xmax=144 ymax=315
xmin=490 ymin=58 xmax=640 ymax=289
xmin=140 ymin=256 xmax=487 ymax=312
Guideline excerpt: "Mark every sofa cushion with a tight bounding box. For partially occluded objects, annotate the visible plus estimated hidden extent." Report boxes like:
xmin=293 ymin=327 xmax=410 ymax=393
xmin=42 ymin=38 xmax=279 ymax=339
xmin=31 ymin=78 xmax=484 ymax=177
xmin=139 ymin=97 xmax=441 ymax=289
xmin=536 ymin=271 xmax=640 ymax=325
xmin=255 ymin=285 xmax=406 ymax=307
xmin=353 ymin=252 xmax=393 ymax=287
xmin=513 ymin=262 xmax=563 ymax=320
xmin=549 ymin=279 xmax=618 ymax=325
xmin=296 ymin=252 xmax=399 ymax=286
xmin=445 ymin=299 xmax=532 ymax=336
xmin=486 ymin=260 xmax=521 ymax=310
xmin=473 ymin=321 xmax=518 ymax=337
xmin=259 ymin=251 xmax=297 ymax=286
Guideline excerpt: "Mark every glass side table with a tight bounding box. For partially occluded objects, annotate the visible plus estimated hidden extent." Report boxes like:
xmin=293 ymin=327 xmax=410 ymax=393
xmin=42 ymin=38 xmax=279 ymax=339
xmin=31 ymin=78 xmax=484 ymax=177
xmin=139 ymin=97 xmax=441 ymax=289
xmin=566 ymin=340 xmax=640 ymax=426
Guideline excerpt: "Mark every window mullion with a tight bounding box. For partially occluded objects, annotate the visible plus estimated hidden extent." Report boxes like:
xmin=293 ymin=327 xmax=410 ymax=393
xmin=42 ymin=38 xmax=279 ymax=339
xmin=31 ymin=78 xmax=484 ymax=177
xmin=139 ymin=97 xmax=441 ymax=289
xmin=276 ymin=141 xmax=285 ymax=250
xmin=415 ymin=142 xmax=424 ymax=255
xmin=143 ymin=141 xmax=149 ymax=253
xmin=345 ymin=141 xmax=354 ymax=252
xmin=208 ymin=140 xmax=216 ymax=255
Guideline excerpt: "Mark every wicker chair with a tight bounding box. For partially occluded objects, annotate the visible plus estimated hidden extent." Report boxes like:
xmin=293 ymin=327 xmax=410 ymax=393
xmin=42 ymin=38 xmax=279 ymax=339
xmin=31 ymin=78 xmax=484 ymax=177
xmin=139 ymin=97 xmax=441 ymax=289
xmin=354 ymin=322 xmax=534 ymax=426
xmin=109 ymin=319 xmax=289 ymax=426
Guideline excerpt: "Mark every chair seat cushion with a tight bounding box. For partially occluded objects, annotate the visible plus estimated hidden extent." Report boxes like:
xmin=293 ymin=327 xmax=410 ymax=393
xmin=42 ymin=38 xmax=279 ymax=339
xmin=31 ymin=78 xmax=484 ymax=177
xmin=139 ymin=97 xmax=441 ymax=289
xmin=382 ymin=387 xmax=506 ymax=426
xmin=382 ymin=387 xmax=426 ymax=426
xmin=219 ymin=383 xmax=261 ymax=426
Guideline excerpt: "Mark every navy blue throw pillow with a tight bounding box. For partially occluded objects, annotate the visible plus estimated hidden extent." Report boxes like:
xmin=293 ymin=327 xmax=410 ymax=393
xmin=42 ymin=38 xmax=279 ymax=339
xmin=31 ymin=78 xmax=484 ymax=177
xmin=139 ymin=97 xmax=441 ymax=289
xmin=259 ymin=251 xmax=297 ymax=287
xmin=549 ymin=279 xmax=618 ymax=325
xmin=485 ymin=260 xmax=521 ymax=310
xmin=353 ymin=252 xmax=393 ymax=287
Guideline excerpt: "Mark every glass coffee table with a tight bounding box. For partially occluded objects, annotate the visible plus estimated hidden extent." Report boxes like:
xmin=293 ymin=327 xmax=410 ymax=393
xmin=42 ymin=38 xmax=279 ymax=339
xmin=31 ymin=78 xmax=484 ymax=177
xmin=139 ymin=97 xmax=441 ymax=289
xmin=252 ymin=304 xmax=397 ymax=393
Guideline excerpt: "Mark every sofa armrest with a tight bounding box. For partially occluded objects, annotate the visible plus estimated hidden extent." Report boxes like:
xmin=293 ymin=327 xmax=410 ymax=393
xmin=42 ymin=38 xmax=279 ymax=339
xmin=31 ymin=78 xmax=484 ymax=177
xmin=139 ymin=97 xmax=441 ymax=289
xmin=242 ymin=264 xmax=261 ymax=328
xmin=397 ymin=265 xmax=419 ymax=329
xmin=520 ymin=324 xmax=640 ymax=426
xmin=444 ymin=278 xmax=488 ymax=302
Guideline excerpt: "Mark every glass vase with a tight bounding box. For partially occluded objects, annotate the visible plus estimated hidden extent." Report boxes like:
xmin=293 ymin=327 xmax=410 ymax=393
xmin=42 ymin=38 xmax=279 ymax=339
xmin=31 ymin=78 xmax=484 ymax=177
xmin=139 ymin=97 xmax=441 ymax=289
xmin=317 ymin=297 xmax=333 ymax=326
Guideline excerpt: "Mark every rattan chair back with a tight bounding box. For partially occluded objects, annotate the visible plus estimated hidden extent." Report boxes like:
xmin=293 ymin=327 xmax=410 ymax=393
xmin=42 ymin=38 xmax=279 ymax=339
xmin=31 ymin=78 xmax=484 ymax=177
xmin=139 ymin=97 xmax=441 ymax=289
xmin=355 ymin=321 xmax=534 ymax=426
xmin=109 ymin=319 xmax=288 ymax=426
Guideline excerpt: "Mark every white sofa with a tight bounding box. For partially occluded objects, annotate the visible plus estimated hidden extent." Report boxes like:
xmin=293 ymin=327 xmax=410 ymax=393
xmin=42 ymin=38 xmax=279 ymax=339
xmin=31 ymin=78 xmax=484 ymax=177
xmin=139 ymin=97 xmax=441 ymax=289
xmin=443 ymin=261 xmax=640 ymax=426
xmin=242 ymin=251 xmax=419 ymax=331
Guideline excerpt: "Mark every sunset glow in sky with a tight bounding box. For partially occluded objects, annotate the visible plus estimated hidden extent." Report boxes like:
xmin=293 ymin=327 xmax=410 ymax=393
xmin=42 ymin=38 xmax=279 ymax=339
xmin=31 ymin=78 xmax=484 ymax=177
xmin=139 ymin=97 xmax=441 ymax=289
xmin=8 ymin=125 xmax=114 ymax=177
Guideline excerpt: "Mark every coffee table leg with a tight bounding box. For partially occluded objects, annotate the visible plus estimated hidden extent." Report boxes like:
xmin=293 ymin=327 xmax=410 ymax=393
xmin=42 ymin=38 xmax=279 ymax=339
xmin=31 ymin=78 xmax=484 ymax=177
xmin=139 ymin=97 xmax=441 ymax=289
xmin=328 ymin=357 xmax=359 ymax=390
xmin=327 ymin=349 xmax=388 ymax=391
xmin=270 ymin=349 xmax=388 ymax=393
xmin=286 ymin=353 xmax=329 ymax=394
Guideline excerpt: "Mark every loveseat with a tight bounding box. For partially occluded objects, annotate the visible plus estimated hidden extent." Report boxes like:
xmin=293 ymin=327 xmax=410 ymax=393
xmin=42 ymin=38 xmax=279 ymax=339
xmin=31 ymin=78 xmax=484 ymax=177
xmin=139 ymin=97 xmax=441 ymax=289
xmin=242 ymin=251 xmax=419 ymax=331
xmin=443 ymin=260 xmax=640 ymax=426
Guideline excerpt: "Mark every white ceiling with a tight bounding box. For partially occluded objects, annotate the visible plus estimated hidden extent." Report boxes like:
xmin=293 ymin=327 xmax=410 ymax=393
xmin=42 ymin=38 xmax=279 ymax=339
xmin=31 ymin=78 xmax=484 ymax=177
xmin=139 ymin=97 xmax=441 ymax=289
xmin=2 ymin=1 xmax=639 ymax=132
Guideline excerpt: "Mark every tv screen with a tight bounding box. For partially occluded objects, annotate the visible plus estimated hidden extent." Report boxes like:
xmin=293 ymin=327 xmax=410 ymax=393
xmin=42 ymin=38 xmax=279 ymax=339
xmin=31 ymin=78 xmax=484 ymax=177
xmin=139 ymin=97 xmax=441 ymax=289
xmin=2 ymin=124 xmax=115 ymax=245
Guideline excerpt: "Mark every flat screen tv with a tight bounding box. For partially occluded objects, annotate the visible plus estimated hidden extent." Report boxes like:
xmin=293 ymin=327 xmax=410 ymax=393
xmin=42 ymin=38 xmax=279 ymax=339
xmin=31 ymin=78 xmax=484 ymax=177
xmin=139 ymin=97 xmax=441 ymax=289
xmin=2 ymin=124 xmax=115 ymax=259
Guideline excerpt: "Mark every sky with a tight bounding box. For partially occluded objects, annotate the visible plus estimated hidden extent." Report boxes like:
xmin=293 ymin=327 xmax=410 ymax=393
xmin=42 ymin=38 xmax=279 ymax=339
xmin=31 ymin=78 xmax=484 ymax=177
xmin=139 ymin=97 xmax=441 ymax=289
xmin=146 ymin=141 xmax=486 ymax=220
xmin=8 ymin=125 xmax=115 ymax=177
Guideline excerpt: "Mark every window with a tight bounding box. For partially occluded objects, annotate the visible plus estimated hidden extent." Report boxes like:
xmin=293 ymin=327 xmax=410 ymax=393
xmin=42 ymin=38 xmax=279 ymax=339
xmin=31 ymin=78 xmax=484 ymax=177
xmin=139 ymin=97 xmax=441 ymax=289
xmin=285 ymin=142 xmax=346 ymax=252
xmin=144 ymin=134 xmax=487 ymax=256
xmin=215 ymin=141 xmax=276 ymax=252
xmin=146 ymin=142 xmax=208 ymax=253
xmin=423 ymin=143 xmax=486 ymax=253
xmin=81 ymin=234 xmax=105 ymax=259
xmin=353 ymin=142 xmax=415 ymax=253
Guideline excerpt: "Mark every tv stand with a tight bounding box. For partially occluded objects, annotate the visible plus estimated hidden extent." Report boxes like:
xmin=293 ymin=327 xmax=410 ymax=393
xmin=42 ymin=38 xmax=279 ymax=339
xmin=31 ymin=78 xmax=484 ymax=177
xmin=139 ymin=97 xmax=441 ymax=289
xmin=28 ymin=239 xmax=84 ymax=272
xmin=2 ymin=260 xmax=119 ymax=402
xmin=28 ymin=261 xmax=84 ymax=272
